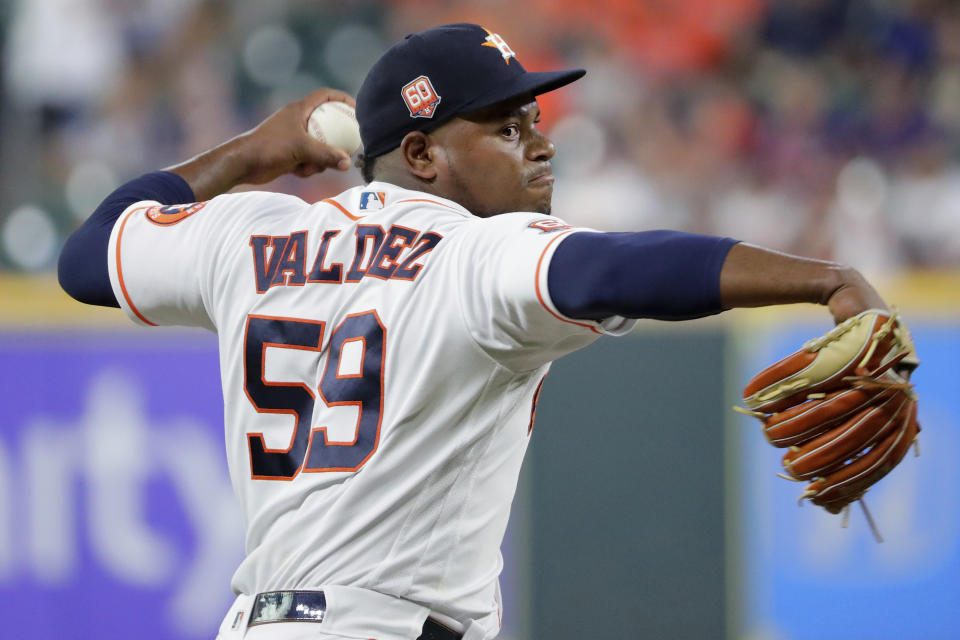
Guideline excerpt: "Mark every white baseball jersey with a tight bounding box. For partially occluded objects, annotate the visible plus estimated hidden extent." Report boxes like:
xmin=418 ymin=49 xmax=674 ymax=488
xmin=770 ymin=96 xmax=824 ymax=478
xmin=106 ymin=181 xmax=635 ymax=634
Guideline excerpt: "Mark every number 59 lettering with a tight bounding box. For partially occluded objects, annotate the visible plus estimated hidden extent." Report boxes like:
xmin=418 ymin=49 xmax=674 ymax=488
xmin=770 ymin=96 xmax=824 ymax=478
xmin=243 ymin=311 xmax=385 ymax=480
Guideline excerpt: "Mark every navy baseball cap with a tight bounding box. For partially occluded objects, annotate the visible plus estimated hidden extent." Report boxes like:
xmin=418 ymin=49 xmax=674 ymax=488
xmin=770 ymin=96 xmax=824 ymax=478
xmin=356 ymin=23 xmax=585 ymax=158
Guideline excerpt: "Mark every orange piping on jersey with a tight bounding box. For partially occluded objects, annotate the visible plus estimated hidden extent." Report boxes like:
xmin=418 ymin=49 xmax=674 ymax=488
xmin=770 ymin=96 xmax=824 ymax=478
xmin=115 ymin=206 xmax=157 ymax=327
xmin=528 ymin=374 xmax=547 ymax=435
xmin=394 ymin=198 xmax=462 ymax=211
xmin=534 ymin=231 xmax=601 ymax=334
xmin=322 ymin=198 xmax=361 ymax=220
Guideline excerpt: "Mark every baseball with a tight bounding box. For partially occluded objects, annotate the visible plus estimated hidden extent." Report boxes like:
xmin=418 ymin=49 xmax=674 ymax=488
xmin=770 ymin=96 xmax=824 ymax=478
xmin=306 ymin=101 xmax=362 ymax=155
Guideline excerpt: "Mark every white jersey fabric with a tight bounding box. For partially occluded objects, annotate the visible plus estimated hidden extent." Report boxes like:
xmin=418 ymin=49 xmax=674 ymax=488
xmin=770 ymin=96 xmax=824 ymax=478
xmin=107 ymin=181 xmax=634 ymax=636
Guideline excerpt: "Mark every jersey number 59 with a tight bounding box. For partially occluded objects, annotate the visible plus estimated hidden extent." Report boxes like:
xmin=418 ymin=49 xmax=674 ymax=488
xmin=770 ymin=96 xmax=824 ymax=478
xmin=243 ymin=311 xmax=385 ymax=480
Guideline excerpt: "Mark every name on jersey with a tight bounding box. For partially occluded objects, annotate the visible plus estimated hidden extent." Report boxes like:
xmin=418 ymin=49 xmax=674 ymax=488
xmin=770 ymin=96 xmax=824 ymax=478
xmin=250 ymin=225 xmax=442 ymax=293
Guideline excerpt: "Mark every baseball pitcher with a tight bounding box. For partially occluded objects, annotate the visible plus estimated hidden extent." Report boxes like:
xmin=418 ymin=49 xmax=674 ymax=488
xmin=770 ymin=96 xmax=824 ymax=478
xmin=59 ymin=23 xmax=918 ymax=640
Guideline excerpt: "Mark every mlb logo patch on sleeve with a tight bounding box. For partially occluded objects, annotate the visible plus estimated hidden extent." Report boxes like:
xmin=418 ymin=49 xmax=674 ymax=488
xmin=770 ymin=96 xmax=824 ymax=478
xmin=401 ymin=75 xmax=441 ymax=118
xmin=144 ymin=202 xmax=207 ymax=226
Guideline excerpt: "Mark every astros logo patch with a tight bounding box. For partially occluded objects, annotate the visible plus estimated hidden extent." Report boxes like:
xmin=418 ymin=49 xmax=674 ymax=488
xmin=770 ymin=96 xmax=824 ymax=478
xmin=402 ymin=75 xmax=441 ymax=119
xmin=359 ymin=191 xmax=386 ymax=211
xmin=528 ymin=219 xmax=572 ymax=233
xmin=144 ymin=201 xmax=207 ymax=226
xmin=481 ymin=28 xmax=516 ymax=64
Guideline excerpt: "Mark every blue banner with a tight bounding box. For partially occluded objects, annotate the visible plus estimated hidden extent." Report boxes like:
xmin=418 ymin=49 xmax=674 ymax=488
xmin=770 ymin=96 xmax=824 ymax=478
xmin=0 ymin=329 xmax=525 ymax=639
xmin=0 ymin=331 xmax=242 ymax=639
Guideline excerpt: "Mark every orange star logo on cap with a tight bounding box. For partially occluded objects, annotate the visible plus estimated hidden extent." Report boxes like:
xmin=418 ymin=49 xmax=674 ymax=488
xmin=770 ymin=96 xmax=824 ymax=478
xmin=481 ymin=28 xmax=516 ymax=64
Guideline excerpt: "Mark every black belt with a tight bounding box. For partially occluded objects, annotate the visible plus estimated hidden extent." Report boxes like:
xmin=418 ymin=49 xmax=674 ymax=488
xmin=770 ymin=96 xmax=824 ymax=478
xmin=249 ymin=590 xmax=463 ymax=640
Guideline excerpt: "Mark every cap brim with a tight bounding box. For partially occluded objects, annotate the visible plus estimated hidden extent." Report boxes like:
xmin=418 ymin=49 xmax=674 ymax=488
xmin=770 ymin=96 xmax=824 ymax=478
xmin=460 ymin=68 xmax=586 ymax=114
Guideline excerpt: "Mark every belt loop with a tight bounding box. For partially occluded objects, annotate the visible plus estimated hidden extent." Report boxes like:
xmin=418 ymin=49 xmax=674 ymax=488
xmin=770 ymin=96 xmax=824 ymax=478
xmin=216 ymin=594 xmax=256 ymax=640
xmin=459 ymin=619 xmax=491 ymax=640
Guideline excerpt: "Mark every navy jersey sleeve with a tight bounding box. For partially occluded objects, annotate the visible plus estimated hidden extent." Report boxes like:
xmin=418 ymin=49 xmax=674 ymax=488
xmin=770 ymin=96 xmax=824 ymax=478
xmin=58 ymin=171 xmax=195 ymax=306
xmin=547 ymin=230 xmax=738 ymax=321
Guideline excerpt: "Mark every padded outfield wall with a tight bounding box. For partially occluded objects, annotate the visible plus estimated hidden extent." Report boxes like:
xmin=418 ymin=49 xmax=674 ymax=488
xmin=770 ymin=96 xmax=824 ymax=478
xmin=0 ymin=273 xmax=957 ymax=640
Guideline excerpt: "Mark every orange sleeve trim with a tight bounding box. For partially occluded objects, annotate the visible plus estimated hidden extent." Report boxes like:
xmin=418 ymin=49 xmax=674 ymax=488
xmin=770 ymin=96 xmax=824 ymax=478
xmin=534 ymin=231 xmax=601 ymax=334
xmin=395 ymin=197 xmax=461 ymax=211
xmin=115 ymin=207 xmax=157 ymax=327
xmin=322 ymin=198 xmax=361 ymax=220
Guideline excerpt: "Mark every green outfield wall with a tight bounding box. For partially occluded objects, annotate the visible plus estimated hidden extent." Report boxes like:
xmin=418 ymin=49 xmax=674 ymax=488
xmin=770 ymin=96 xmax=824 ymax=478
xmin=527 ymin=328 xmax=728 ymax=639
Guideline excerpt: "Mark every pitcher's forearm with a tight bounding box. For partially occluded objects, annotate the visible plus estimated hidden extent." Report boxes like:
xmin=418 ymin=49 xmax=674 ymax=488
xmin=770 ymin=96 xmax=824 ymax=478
xmin=165 ymin=135 xmax=254 ymax=201
xmin=719 ymin=243 xmax=887 ymax=323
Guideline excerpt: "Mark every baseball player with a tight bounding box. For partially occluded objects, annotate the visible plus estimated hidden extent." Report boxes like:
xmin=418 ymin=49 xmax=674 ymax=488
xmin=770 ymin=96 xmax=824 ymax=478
xmin=59 ymin=23 xmax=891 ymax=640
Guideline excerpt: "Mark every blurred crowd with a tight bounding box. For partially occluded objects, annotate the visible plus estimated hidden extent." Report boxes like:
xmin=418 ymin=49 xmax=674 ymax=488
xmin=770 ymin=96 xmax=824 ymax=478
xmin=2 ymin=0 xmax=959 ymax=278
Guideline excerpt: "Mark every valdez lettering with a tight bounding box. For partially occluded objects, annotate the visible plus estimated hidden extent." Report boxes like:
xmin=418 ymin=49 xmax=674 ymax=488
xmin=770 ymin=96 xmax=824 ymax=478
xmin=250 ymin=225 xmax=442 ymax=293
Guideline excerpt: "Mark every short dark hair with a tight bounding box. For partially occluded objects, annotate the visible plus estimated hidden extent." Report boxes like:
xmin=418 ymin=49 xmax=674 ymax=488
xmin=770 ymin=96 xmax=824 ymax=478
xmin=355 ymin=153 xmax=377 ymax=184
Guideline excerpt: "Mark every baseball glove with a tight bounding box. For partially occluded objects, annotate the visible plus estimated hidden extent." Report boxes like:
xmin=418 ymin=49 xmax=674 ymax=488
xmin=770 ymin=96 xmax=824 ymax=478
xmin=737 ymin=309 xmax=920 ymax=528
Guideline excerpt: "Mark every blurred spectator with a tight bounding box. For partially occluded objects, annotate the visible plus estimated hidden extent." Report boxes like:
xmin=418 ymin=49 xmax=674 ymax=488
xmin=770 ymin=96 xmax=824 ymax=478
xmin=708 ymin=168 xmax=809 ymax=253
xmin=2 ymin=0 xmax=960 ymax=274
xmin=5 ymin=0 xmax=124 ymax=123
xmin=887 ymin=143 xmax=960 ymax=267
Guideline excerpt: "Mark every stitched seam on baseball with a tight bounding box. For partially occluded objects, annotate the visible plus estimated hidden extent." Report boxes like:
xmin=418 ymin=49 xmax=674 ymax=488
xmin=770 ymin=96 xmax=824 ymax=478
xmin=307 ymin=103 xmax=360 ymax=152
xmin=325 ymin=101 xmax=358 ymax=121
